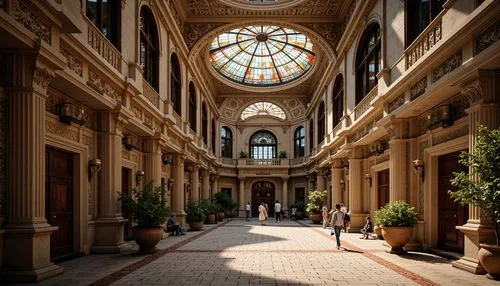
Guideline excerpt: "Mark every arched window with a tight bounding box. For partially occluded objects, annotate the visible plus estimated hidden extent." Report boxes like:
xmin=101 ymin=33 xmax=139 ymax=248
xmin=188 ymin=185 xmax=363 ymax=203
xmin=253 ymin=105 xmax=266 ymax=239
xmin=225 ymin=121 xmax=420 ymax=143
xmin=249 ymin=131 xmax=277 ymax=159
xmin=355 ymin=23 xmax=381 ymax=105
xmin=309 ymin=118 xmax=314 ymax=153
xmin=332 ymin=74 xmax=344 ymax=127
xmin=188 ymin=82 xmax=196 ymax=131
xmin=221 ymin=126 xmax=233 ymax=158
xmin=317 ymin=101 xmax=325 ymax=145
xmin=86 ymin=0 xmax=121 ymax=49
xmin=241 ymin=102 xmax=286 ymax=120
xmin=170 ymin=53 xmax=182 ymax=115
xmin=211 ymin=119 xmax=216 ymax=154
xmin=294 ymin=126 xmax=305 ymax=158
xmin=202 ymin=103 xmax=208 ymax=145
xmin=139 ymin=6 xmax=159 ymax=91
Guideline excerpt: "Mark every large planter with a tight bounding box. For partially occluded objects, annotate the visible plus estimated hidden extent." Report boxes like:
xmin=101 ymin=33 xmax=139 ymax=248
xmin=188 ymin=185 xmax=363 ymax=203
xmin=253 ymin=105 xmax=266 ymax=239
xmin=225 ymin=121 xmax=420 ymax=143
xmin=309 ymin=213 xmax=322 ymax=224
xmin=217 ymin=212 xmax=225 ymax=221
xmin=381 ymin=226 xmax=413 ymax=254
xmin=478 ymin=244 xmax=500 ymax=280
xmin=189 ymin=221 xmax=204 ymax=231
xmin=206 ymin=214 xmax=216 ymax=224
xmin=295 ymin=211 xmax=304 ymax=220
xmin=374 ymin=225 xmax=384 ymax=239
xmin=132 ymin=226 xmax=163 ymax=253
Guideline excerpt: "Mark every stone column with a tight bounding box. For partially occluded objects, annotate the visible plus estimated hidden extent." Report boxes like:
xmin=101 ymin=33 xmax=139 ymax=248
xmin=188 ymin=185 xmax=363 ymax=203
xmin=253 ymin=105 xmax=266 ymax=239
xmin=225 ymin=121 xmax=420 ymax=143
xmin=92 ymin=111 xmax=129 ymax=254
xmin=202 ymin=169 xmax=210 ymax=199
xmin=389 ymin=139 xmax=408 ymax=201
xmin=143 ymin=136 xmax=162 ymax=186
xmin=238 ymin=177 xmax=245 ymax=217
xmin=331 ymin=160 xmax=344 ymax=207
xmin=348 ymin=148 xmax=364 ymax=231
xmin=172 ymin=155 xmax=186 ymax=225
xmin=190 ymin=164 xmax=199 ymax=202
xmin=282 ymin=177 xmax=289 ymax=209
xmin=453 ymin=71 xmax=500 ymax=274
xmin=211 ymin=175 xmax=219 ymax=199
xmin=316 ymin=170 xmax=325 ymax=192
xmin=2 ymin=53 xmax=64 ymax=282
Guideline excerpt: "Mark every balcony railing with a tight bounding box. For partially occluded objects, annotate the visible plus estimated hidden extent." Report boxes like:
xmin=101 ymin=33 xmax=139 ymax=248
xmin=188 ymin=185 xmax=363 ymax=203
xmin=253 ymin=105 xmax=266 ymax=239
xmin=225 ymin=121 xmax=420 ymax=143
xmin=172 ymin=111 xmax=182 ymax=127
xmin=238 ymin=158 xmax=289 ymax=166
xmin=142 ymin=79 xmax=160 ymax=109
xmin=222 ymin=158 xmax=236 ymax=165
xmin=85 ymin=17 xmax=122 ymax=71
xmin=354 ymin=86 xmax=378 ymax=120
xmin=405 ymin=15 xmax=443 ymax=69
xmin=332 ymin=121 xmax=342 ymax=137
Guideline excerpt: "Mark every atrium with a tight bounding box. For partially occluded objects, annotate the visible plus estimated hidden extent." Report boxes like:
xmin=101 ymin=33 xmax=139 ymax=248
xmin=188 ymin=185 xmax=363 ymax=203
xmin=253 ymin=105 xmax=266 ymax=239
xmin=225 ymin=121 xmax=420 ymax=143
xmin=0 ymin=0 xmax=499 ymax=284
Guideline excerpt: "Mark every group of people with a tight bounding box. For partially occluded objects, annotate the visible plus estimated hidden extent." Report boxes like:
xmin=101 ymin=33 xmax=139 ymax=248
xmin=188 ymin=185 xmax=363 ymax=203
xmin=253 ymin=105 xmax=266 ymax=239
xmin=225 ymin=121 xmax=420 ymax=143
xmin=322 ymin=203 xmax=374 ymax=249
xmin=254 ymin=200 xmax=283 ymax=225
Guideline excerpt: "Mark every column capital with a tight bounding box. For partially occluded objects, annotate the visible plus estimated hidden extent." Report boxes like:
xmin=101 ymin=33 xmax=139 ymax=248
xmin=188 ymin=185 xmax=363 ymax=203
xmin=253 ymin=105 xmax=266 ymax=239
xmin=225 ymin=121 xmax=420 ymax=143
xmin=460 ymin=70 xmax=500 ymax=106
xmin=383 ymin=117 xmax=408 ymax=140
xmin=238 ymin=176 xmax=246 ymax=181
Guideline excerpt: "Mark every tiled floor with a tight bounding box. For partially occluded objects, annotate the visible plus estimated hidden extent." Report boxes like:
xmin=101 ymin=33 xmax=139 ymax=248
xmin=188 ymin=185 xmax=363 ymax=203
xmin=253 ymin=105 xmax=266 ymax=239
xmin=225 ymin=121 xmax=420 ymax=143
xmin=26 ymin=219 xmax=499 ymax=285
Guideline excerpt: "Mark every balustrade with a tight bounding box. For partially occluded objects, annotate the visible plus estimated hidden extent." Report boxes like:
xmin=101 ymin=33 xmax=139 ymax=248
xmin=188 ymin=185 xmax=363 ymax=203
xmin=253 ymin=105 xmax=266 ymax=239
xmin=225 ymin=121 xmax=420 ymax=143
xmin=142 ymin=79 xmax=160 ymax=109
xmin=85 ymin=17 xmax=122 ymax=70
xmin=405 ymin=16 xmax=443 ymax=69
xmin=354 ymin=86 xmax=378 ymax=121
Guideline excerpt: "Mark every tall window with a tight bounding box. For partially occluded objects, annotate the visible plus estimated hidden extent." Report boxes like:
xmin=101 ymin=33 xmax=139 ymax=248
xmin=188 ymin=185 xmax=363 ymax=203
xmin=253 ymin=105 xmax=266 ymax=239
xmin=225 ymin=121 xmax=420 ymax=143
xmin=249 ymin=131 xmax=277 ymax=159
xmin=317 ymin=101 xmax=325 ymax=145
xmin=221 ymin=126 xmax=233 ymax=158
xmin=188 ymin=82 xmax=197 ymax=131
xmin=86 ymin=0 xmax=120 ymax=49
xmin=211 ymin=119 xmax=216 ymax=154
xmin=405 ymin=0 xmax=445 ymax=47
xmin=202 ymin=103 xmax=208 ymax=145
xmin=171 ymin=53 xmax=182 ymax=115
xmin=294 ymin=126 xmax=305 ymax=158
xmin=139 ymin=6 xmax=159 ymax=91
xmin=332 ymin=74 xmax=344 ymax=127
xmin=309 ymin=119 xmax=314 ymax=153
xmin=355 ymin=23 xmax=381 ymax=105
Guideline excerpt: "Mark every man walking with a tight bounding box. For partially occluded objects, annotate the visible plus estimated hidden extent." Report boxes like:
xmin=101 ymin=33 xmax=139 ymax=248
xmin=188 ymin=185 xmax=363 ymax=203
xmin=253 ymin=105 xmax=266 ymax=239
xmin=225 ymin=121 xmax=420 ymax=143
xmin=245 ymin=202 xmax=251 ymax=221
xmin=274 ymin=200 xmax=281 ymax=222
xmin=330 ymin=203 xmax=345 ymax=249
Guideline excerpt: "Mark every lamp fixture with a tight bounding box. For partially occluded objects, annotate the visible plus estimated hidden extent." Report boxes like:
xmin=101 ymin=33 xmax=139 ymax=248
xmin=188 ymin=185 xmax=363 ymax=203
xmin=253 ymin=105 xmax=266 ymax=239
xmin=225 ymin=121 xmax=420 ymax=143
xmin=184 ymin=163 xmax=193 ymax=173
xmin=413 ymin=159 xmax=425 ymax=182
xmin=88 ymin=158 xmax=102 ymax=181
xmin=365 ymin=173 xmax=372 ymax=187
xmin=369 ymin=140 xmax=386 ymax=156
xmin=136 ymin=170 xmax=145 ymax=185
xmin=58 ymin=102 xmax=85 ymax=126
xmin=162 ymin=153 xmax=172 ymax=165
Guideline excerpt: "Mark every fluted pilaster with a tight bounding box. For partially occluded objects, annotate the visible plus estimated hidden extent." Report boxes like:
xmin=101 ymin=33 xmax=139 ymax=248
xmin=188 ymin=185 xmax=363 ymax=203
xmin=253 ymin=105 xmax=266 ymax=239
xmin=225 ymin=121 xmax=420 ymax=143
xmin=202 ymin=169 xmax=210 ymax=199
xmin=173 ymin=155 xmax=185 ymax=217
xmin=239 ymin=177 xmax=245 ymax=217
xmin=190 ymin=165 xmax=199 ymax=202
xmin=282 ymin=177 xmax=288 ymax=209
xmin=316 ymin=171 xmax=325 ymax=192
xmin=389 ymin=139 xmax=408 ymax=201
xmin=331 ymin=160 xmax=344 ymax=208
xmin=143 ymin=138 xmax=162 ymax=186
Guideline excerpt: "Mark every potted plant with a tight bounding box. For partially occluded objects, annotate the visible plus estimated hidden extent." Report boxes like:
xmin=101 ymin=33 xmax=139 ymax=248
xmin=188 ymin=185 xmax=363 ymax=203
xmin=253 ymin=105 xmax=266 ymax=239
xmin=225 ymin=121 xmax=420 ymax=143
xmin=186 ymin=200 xmax=206 ymax=230
xmin=214 ymin=191 xmax=237 ymax=220
xmin=374 ymin=201 xmax=417 ymax=254
xmin=201 ymin=199 xmax=218 ymax=224
xmin=306 ymin=190 xmax=327 ymax=224
xmin=449 ymin=126 xmax=500 ymax=280
xmin=279 ymin=150 xmax=287 ymax=158
xmin=290 ymin=201 xmax=305 ymax=220
xmin=119 ymin=181 xmax=170 ymax=253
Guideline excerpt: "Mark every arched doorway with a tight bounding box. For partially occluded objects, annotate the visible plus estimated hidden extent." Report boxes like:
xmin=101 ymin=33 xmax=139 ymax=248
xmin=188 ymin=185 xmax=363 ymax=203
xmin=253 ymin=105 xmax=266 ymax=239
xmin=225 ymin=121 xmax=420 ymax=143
xmin=251 ymin=181 xmax=275 ymax=217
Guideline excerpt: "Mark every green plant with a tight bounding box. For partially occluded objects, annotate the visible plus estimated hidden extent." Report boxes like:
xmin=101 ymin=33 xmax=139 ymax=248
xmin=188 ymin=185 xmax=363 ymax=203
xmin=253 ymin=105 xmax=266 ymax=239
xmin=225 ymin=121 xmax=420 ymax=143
xmin=119 ymin=181 xmax=170 ymax=227
xmin=374 ymin=201 xmax=418 ymax=227
xmin=306 ymin=190 xmax=327 ymax=214
xmin=186 ymin=200 xmax=206 ymax=223
xmin=449 ymin=126 xmax=500 ymax=246
xmin=239 ymin=151 xmax=248 ymax=158
xmin=200 ymin=199 xmax=219 ymax=215
xmin=279 ymin=150 xmax=287 ymax=158
xmin=214 ymin=191 xmax=238 ymax=213
xmin=290 ymin=201 xmax=305 ymax=211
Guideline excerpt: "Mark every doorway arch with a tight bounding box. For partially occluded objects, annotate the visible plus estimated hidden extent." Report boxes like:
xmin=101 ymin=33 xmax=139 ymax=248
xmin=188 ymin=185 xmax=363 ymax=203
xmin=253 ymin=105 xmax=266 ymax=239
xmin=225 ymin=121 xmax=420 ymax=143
xmin=251 ymin=181 xmax=275 ymax=217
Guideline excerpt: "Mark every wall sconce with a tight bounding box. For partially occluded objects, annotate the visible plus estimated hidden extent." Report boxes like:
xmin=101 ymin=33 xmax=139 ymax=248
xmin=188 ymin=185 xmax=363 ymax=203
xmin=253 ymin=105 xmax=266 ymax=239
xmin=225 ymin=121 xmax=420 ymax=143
xmin=136 ymin=170 xmax=145 ymax=185
xmin=167 ymin=178 xmax=174 ymax=191
xmin=369 ymin=140 xmax=386 ymax=156
xmin=184 ymin=163 xmax=193 ymax=173
xmin=365 ymin=173 xmax=372 ymax=187
xmin=88 ymin=158 xmax=102 ymax=181
xmin=427 ymin=104 xmax=454 ymax=130
xmin=340 ymin=179 xmax=345 ymax=192
xmin=123 ymin=135 xmax=138 ymax=151
xmin=58 ymin=102 xmax=85 ymax=126
xmin=162 ymin=153 xmax=172 ymax=165
xmin=413 ymin=159 xmax=425 ymax=182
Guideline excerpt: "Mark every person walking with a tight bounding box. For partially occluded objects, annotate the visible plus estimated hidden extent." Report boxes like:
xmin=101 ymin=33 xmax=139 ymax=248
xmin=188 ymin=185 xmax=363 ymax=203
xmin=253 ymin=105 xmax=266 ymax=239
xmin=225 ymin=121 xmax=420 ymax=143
xmin=258 ymin=202 xmax=267 ymax=225
xmin=322 ymin=203 xmax=329 ymax=229
xmin=330 ymin=204 xmax=345 ymax=250
xmin=245 ymin=202 xmax=251 ymax=221
xmin=274 ymin=200 xmax=282 ymax=222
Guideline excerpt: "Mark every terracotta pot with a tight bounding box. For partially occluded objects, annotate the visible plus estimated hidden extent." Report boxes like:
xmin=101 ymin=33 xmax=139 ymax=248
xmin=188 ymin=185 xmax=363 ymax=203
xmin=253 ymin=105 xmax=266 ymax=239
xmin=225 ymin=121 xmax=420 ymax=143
xmin=478 ymin=244 xmax=500 ymax=280
xmin=206 ymin=214 xmax=216 ymax=224
xmin=381 ymin=226 xmax=413 ymax=254
xmin=374 ymin=225 xmax=384 ymax=239
xmin=132 ymin=226 xmax=163 ymax=253
xmin=189 ymin=221 xmax=204 ymax=231
xmin=309 ymin=213 xmax=322 ymax=224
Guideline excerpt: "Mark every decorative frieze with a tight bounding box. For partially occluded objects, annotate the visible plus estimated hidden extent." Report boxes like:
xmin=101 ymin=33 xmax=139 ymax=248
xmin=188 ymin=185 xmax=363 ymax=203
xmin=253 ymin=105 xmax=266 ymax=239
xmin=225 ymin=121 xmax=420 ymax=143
xmin=432 ymin=125 xmax=468 ymax=146
xmin=87 ymin=69 xmax=121 ymax=104
xmin=11 ymin=0 xmax=51 ymax=44
xmin=60 ymin=46 xmax=83 ymax=77
xmin=46 ymin=120 xmax=79 ymax=142
xmin=432 ymin=51 xmax=462 ymax=83
xmin=183 ymin=23 xmax=224 ymax=49
xmin=410 ymin=77 xmax=427 ymax=100
xmin=33 ymin=68 xmax=54 ymax=90
xmin=475 ymin=21 xmax=500 ymax=55
xmin=388 ymin=94 xmax=405 ymax=113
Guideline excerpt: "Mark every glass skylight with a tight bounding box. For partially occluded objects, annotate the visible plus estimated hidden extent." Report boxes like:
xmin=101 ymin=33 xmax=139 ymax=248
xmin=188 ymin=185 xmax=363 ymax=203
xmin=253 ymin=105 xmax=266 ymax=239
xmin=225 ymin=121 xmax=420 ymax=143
xmin=241 ymin=102 xmax=286 ymax=120
xmin=209 ymin=25 xmax=315 ymax=86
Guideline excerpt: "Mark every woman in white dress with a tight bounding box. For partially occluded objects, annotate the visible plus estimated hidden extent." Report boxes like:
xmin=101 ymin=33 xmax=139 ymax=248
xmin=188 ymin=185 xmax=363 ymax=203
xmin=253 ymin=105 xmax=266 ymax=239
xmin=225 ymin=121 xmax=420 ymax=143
xmin=258 ymin=202 xmax=267 ymax=225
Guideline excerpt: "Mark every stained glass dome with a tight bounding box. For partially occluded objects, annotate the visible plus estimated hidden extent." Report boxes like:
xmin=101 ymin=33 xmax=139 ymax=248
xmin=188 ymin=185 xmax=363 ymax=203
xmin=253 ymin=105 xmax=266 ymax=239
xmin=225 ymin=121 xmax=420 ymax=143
xmin=241 ymin=102 xmax=286 ymax=120
xmin=209 ymin=25 xmax=315 ymax=86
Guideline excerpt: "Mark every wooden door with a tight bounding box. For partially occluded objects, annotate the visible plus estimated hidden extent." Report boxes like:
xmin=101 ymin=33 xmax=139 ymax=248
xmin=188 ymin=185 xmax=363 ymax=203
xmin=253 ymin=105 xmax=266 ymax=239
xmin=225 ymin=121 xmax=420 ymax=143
xmin=251 ymin=181 xmax=275 ymax=217
xmin=377 ymin=169 xmax=390 ymax=209
xmin=438 ymin=151 xmax=468 ymax=253
xmin=121 ymin=167 xmax=132 ymax=240
xmin=46 ymin=148 xmax=74 ymax=260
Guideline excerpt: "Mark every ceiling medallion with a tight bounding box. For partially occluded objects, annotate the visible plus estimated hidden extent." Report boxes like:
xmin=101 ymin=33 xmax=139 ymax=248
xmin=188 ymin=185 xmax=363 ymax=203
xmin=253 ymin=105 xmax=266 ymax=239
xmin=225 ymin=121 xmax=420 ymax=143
xmin=208 ymin=25 xmax=315 ymax=87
